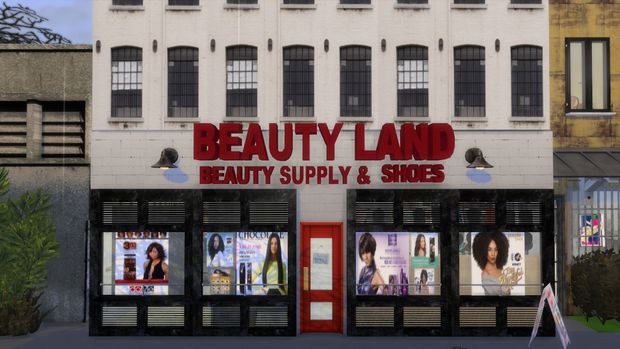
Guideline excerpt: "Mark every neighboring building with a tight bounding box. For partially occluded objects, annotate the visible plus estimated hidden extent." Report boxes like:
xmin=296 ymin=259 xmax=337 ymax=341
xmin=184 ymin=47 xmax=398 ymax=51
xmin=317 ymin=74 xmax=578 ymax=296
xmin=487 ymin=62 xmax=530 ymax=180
xmin=90 ymin=0 xmax=554 ymax=336
xmin=0 ymin=44 xmax=91 ymax=322
xmin=550 ymin=1 xmax=620 ymax=315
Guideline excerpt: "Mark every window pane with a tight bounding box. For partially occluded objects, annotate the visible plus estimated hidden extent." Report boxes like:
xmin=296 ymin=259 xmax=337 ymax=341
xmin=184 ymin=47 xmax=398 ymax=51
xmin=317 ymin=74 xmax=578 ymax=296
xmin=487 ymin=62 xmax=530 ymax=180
xmin=283 ymin=46 xmax=314 ymax=117
xmin=454 ymin=46 xmax=485 ymax=117
xmin=168 ymin=47 xmax=199 ymax=118
xmin=511 ymin=46 xmax=543 ymax=117
xmin=340 ymin=46 xmax=372 ymax=117
xmin=226 ymin=46 xmax=258 ymax=117
xmin=569 ymin=42 xmax=586 ymax=110
xmin=591 ymin=41 xmax=609 ymax=110
xmin=111 ymin=47 xmax=142 ymax=118
xmin=397 ymin=46 xmax=428 ymax=117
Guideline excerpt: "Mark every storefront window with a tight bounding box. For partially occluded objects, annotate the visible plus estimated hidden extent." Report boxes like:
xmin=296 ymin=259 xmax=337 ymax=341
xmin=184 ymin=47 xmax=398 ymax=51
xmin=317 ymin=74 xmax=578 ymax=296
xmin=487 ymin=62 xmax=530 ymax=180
xmin=102 ymin=231 xmax=185 ymax=296
xmin=203 ymin=232 xmax=289 ymax=295
xmin=458 ymin=232 xmax=541 ymax=296
xmin=355 ymin=232 xmax=440 ymax=296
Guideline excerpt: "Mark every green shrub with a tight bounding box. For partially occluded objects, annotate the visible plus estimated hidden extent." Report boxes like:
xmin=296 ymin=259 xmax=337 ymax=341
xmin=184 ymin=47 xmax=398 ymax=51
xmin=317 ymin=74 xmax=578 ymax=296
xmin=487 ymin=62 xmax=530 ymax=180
xmin=571 ymin=249 xmax=620 ymax=324
xmin=0 ymin=168 xmax=59 ymax=336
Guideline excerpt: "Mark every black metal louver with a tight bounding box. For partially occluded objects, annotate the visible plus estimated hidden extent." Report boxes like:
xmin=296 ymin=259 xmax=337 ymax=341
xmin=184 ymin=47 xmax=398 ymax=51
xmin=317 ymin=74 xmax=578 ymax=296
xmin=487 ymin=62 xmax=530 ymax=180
xmin=355 ymin=202 xmax=394 ymax=224
xmin=506 ymin=202 xmax=542 ymax=225
xmin=403 ymin=202 xmax=440 ymax=225
xmin=147 ymin=202 xmax=185 ymax=225
xmin=202 ymin=307 xmax=241 ymax=328
xmin=203 ymin=202 xmax=241 ymax=225
xmin=249 ymin=306 xmax=288 ymax=328
xmin=457 ymin=202 xmax=496 ymax=224
xmin=102 ymin=202 xmax=138 ymax=225
xmin=249 ymin=202 xmax=288 ymax=225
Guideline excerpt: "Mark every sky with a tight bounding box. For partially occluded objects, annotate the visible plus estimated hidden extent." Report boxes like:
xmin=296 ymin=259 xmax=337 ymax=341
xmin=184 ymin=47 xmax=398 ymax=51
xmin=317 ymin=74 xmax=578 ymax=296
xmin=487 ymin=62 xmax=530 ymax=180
xmin=9 ymin=0 xmax=92 ymax=44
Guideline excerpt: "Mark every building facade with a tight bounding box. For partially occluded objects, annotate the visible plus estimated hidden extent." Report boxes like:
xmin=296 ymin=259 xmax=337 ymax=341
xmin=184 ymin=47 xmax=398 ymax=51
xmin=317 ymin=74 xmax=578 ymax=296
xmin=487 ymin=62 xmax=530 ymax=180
xmin=0 ymin=44 xmax=91 ymax=322
xmin=550 ymin=0 xmax=620 ymax=315
xmin=91 ymin=0 xmax=554 ymax=336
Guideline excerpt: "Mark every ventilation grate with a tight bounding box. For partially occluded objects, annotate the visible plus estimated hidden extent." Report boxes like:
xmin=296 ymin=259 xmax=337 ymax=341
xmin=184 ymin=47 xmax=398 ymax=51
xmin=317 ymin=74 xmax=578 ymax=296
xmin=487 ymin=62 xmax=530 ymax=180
xmin=355 ymin=307 xmax=394 ymax=327
xmin=147 ymin=306 xmax=184 ymax=327
xmin=506 ymin=202 xmax=542 ymax=225
xmin=148 ymin=202 xmax=185 ymax=224
xmin=103 ymin=202 xmax=138 ymax=225
xmin=202 ymin=306 xmax=241 ymax=327
xmin=249 ymin=306 xmax=288 ymax=327
xmin=459 ymin=307 xmax=496 ymax=327
xmin=0 ymin=102 xmax=27 ymax=158
xmin=403 ymin=202 xmax=441 ymax=225
xmin=458 ymin=202 xmax=496 ymax=224
xmin=403 ymin=307 xmax=441 ymax=328
xmin=203 ymin=202 xmax=241 ymax=225
xmin=101 ymin=306 xmax=137 ymax=327
xmin=41 ymin=102 xmax=85 ymax=158
xmin=355 ymin=202 xmax=394 ymax=224
xmin=507 ymin=307 xmax=539 ymax=328
xmin=249 ymin=202 xmax=289 ymax=225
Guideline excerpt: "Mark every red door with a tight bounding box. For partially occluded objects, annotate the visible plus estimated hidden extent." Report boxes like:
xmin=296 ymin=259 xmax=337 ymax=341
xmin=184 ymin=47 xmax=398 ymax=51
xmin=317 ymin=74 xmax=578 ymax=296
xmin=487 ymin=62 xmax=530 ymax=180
xmin=300 ymin=222 xmax=343 ymax=334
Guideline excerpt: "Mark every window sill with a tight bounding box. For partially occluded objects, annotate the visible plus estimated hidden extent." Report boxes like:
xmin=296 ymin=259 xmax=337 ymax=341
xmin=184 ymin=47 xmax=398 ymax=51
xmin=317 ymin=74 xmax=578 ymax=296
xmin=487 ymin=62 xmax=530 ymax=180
xmin=394 ymin=116 xmax=431 ymax=123
xmin=166 ymin=5 xmax=201 ymax=11
xmin=164 ymin=117 xmax=200 ymax=123
xmin=337 ymin=4 xmax=373 ymax=10
xmin=451 ymin=117 xmax=487 ymax=123
xmin=280 ymin=4 xmax=317 ymax=10
xmin=279 ymin=116 xmax=317 ymax=123
xmin=224 ymin=116 xmax=259 ymax=122
xmin=109 ymin=5 xmax=145 ymax=11
xmin=223 ymin=4 xmax=259 ymax=10
xmin=394 ymin=4 xmax=430 ymax=10
xmin=507 ymin=4 xmax=544 ymax=10
xmin=509 ymin=117 xmax=545 ymax=122
xmin=336 ymin=117 xmax=373 ymax=123
xmin=108 ymin=117 xmax=144 ymax=123
xmin=565 ymin=112 xmax=616 ymax=118
xmin=450 ymin=4 xmax=487 ymax=10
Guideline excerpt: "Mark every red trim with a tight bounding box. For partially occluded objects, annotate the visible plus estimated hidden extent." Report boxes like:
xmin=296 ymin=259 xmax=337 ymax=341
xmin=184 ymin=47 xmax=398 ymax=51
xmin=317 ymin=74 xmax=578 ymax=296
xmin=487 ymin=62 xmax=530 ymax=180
xmin=114 ymin=280 xmax=169 ymax=284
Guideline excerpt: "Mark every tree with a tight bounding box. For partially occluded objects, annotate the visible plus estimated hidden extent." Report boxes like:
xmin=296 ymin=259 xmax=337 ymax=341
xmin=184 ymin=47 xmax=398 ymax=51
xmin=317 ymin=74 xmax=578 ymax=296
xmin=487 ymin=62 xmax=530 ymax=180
xmin=0 ymin=2 xmax=71 ymax=44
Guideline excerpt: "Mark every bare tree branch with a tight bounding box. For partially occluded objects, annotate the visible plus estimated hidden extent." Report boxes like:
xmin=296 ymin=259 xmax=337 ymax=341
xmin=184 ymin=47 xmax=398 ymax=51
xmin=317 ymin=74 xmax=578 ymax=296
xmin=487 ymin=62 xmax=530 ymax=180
xmin=0 ymin=2 xmax=71 ymax=44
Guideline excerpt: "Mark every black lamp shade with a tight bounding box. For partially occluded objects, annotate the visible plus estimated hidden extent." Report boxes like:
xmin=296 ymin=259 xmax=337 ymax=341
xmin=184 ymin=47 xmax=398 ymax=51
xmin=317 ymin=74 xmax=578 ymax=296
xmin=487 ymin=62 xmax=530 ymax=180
xmin=465 ymin=148 xmax=493 ymax=170
xmin=152 ymin=148 xmax=178 ymax=169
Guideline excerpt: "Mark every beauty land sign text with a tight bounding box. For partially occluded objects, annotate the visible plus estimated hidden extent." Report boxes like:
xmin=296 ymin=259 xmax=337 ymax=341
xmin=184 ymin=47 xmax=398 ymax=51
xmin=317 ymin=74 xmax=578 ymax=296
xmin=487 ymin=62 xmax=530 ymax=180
xmin=194 ymin=123 xmax=455 ymax=186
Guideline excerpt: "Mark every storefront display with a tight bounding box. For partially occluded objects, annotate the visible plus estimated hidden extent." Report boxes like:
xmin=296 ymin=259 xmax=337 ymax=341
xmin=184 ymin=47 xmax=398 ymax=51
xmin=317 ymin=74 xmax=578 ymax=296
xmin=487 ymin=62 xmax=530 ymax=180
xmin=579 ymin=214 xmax=605 ymax=247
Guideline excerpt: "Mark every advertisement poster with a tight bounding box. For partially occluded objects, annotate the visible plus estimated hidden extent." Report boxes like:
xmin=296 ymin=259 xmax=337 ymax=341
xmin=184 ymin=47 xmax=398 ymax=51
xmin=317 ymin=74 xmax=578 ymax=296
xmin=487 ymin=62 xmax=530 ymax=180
xmin=410 ymin=233 xmax=440 ymax=295
xmin=204 ymin=233 xmax=236 ymax=295
xmin=355 ymin=232 xmax=410 ymax=296
xmin=236 ymin=232 xmax=288 ymax=295
xmin=470 ymin=232 xmax=525 ymax=296
xmin=114 ymin=232 xmax=169 ymax=296
xmin=580 ymin=214 xmax=605 ymax=247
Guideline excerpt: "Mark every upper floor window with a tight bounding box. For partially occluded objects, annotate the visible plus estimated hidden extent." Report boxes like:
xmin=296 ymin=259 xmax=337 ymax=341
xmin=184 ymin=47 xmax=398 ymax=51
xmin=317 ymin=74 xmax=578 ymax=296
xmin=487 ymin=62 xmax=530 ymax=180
xmin=454 ymin=45 xmax=485 ymax=118
xmin=283 ymin=46 xmax=314 ymax=117
xmin=284 ymin=0 xmax=314 ymax=4
xmin=340 ymin=46 xmax=371 ymax=117
xmin=397 ymin=0 xmax=428 ymax=4
xmin=454 ymin=0 xmax=484 ymax=4
xmin=112 ymin=0 xmax=143 ymax=5
xmin=227 ymin=46 xmax=257 ymax=117
xmin=169 ymin=0 xmax=199 ymax=5
xmin=227 ymin=0 xmax=258 ymax=4
xmin=510 ymin=0 xmax=541 ymax=4
xmin=341 ymin=0 xmax=371 ymax=4
xmin=168 ymin=47 xmax=199 ymax=118
xmin=511 ymin=46 xmax=543 ymax=117
xmin=397 ymin=45 xmax=428 ymax=118
xmin=111 ymin=46 xmax=142 ymax=118
xmin=566 ymin=38 xmax=610 ymax=112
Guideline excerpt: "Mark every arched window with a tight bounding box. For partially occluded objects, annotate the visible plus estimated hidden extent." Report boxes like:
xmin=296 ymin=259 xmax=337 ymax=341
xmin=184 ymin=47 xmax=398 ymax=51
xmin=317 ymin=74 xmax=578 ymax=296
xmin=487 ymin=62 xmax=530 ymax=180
xmin=397 ymin=45 xmax=429 ymax=117
xmin=511 ymin=45 xmax=543 ymax=117
xmin=226 ymin=45 xmax=258 ymax=117
xmin=340 ymin=45 xmax=371 ymax=117
xmin=168 ymin=47 xmax=199 ymax=118
xmin=111 ymin=46 xmax=142 ymax=118
xmin=454 ymin=45 xmax=485 ymax=117
xmin=283 ymin=46 xmax=314 ymax=117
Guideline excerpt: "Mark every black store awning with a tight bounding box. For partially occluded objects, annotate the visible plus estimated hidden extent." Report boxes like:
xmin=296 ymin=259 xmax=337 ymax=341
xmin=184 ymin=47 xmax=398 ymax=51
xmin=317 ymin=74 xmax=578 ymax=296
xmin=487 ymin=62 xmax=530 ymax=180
xmin=554 ymin=150 xmax=620 ymax=177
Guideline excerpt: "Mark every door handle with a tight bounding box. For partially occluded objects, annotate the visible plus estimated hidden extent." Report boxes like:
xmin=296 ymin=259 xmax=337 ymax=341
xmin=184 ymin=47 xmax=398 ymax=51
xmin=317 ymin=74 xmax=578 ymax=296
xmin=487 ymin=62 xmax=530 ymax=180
xmin=303 ymin=267 xmax=309 ymax=291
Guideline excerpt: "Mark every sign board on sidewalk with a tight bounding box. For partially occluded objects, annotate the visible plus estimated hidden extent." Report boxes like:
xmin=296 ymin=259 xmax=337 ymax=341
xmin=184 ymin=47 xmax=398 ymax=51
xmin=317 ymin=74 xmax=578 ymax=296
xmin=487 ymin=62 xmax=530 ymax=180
xmin=529 ymin=284 xmax=570 ymax=349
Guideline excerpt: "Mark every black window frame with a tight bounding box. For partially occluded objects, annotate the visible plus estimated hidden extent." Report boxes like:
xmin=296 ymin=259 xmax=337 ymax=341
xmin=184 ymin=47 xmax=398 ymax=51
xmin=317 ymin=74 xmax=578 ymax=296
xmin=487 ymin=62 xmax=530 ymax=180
xmin=340 ymin=0 xmax=371 ymax=4
xmin=454 ymin=45 xmax=485 ymax=118
xmin=565 ymin=38 xmax=611 ymax=113
xmin=397 ymin=0 xmax=428 ymax=4
xmin=112 ymin=0 xmax=143 ymax=5
xmin=283 ymin=0 xmax=314 ymax=4
xmin=340 ymin=45 xmax=372 ymax=117
xmin=168 ymin=46 xmax=199 ymax=118
xmin=226 ymin=45 xmax=258 ymax=118
xmin=510 ymin=0 xmax=541 ymax=4
xmin=283 ymin=45 xmax=314 ymax=118
xmin=396 ymin=45 xmax=429 ymax=118
xmin=168 ymin=0 xmax=200 ymax=5
xmin=511 ymin=45 xmax=543 ymax=117
xmin=111 ymin=46 xmax=143 ymax=118
xmin=453 ymin=0 xmax=484 ymax=4
xmin=226 ymin=0 xmax=258 ymax=4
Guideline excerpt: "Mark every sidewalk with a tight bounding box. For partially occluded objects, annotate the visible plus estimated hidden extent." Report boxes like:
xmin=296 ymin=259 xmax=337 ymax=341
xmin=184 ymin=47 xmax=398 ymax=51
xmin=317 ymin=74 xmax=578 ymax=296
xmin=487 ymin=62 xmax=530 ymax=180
xmin=1 ymin=318 xmax=618 ymax=349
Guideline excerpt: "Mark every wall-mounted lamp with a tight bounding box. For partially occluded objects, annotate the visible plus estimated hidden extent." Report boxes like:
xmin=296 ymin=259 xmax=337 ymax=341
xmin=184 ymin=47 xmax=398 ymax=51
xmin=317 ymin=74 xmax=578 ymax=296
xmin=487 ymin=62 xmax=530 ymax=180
xmin=268 ymin=38 xmax=273 ymax=52
xmin=438 ymin=38 xmax=444 ymax=52
xmin=151 ymin=148 xmax=178 ymax=170
xmin=152 ymin=39 xmax=158 ymax=53
xmin=96 ymin=40 xmax=101 ymax=53
xmin=210 ymin=39 xmax=216 ymax=52
xmin=465 ymin=148 xmax=493 ymax=170
xmin=495 ymin=39 xmax=500 ymax=52
xmin=381 ymin=38 xmax=386 ymax=52
xmin=324 ymin=39 xmax=329 ymax=52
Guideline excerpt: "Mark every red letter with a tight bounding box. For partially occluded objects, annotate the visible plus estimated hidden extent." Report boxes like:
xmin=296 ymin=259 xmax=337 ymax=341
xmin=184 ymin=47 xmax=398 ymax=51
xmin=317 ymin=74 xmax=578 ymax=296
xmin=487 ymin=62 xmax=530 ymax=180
xmin=219 ymin=123 xmax=242 ymax=160
xmin=429 ymin=123 xmax=455 ymax=160
xmin=194 ymin=123 xmax=218 ymax=160
xmin=355 ymin=123 xmax=377 ymax=160
xmin=376 ymin=123 xmax=402 ymax=160
xmin=242 ymin=123 xmax=268 ymax=160
xmin=431 ymin=164 xmax=445 ymax=183
xmin=401 ymin=123 xmax=429 ymax=160
xmin=318 ymin=123 xmax=343 ymax=161
xmin=269 ymin=123 xmax=293 ymax=161
xmin=295 ymin=124 xmax=317 ymax=160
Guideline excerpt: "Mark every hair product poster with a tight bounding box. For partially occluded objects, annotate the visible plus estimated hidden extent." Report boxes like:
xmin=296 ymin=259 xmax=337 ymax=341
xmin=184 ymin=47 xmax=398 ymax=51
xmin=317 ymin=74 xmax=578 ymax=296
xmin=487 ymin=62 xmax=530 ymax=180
xmin=236 ymin=232 xmax=288 ymax=295
xmin=114 ymin=231 xmax=169 ymax=296
xmin=204 ymin=233 xmax=235 ymax=295
xmin=470 ymin=232 xmax=525 ymax=296
xmin=410 ymin=232 xmax=440 ymax=295
xmin=356 ymin=232 xmax=410 ymax=296
xmin=579 ymin=214 xmax=605 ymax=247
